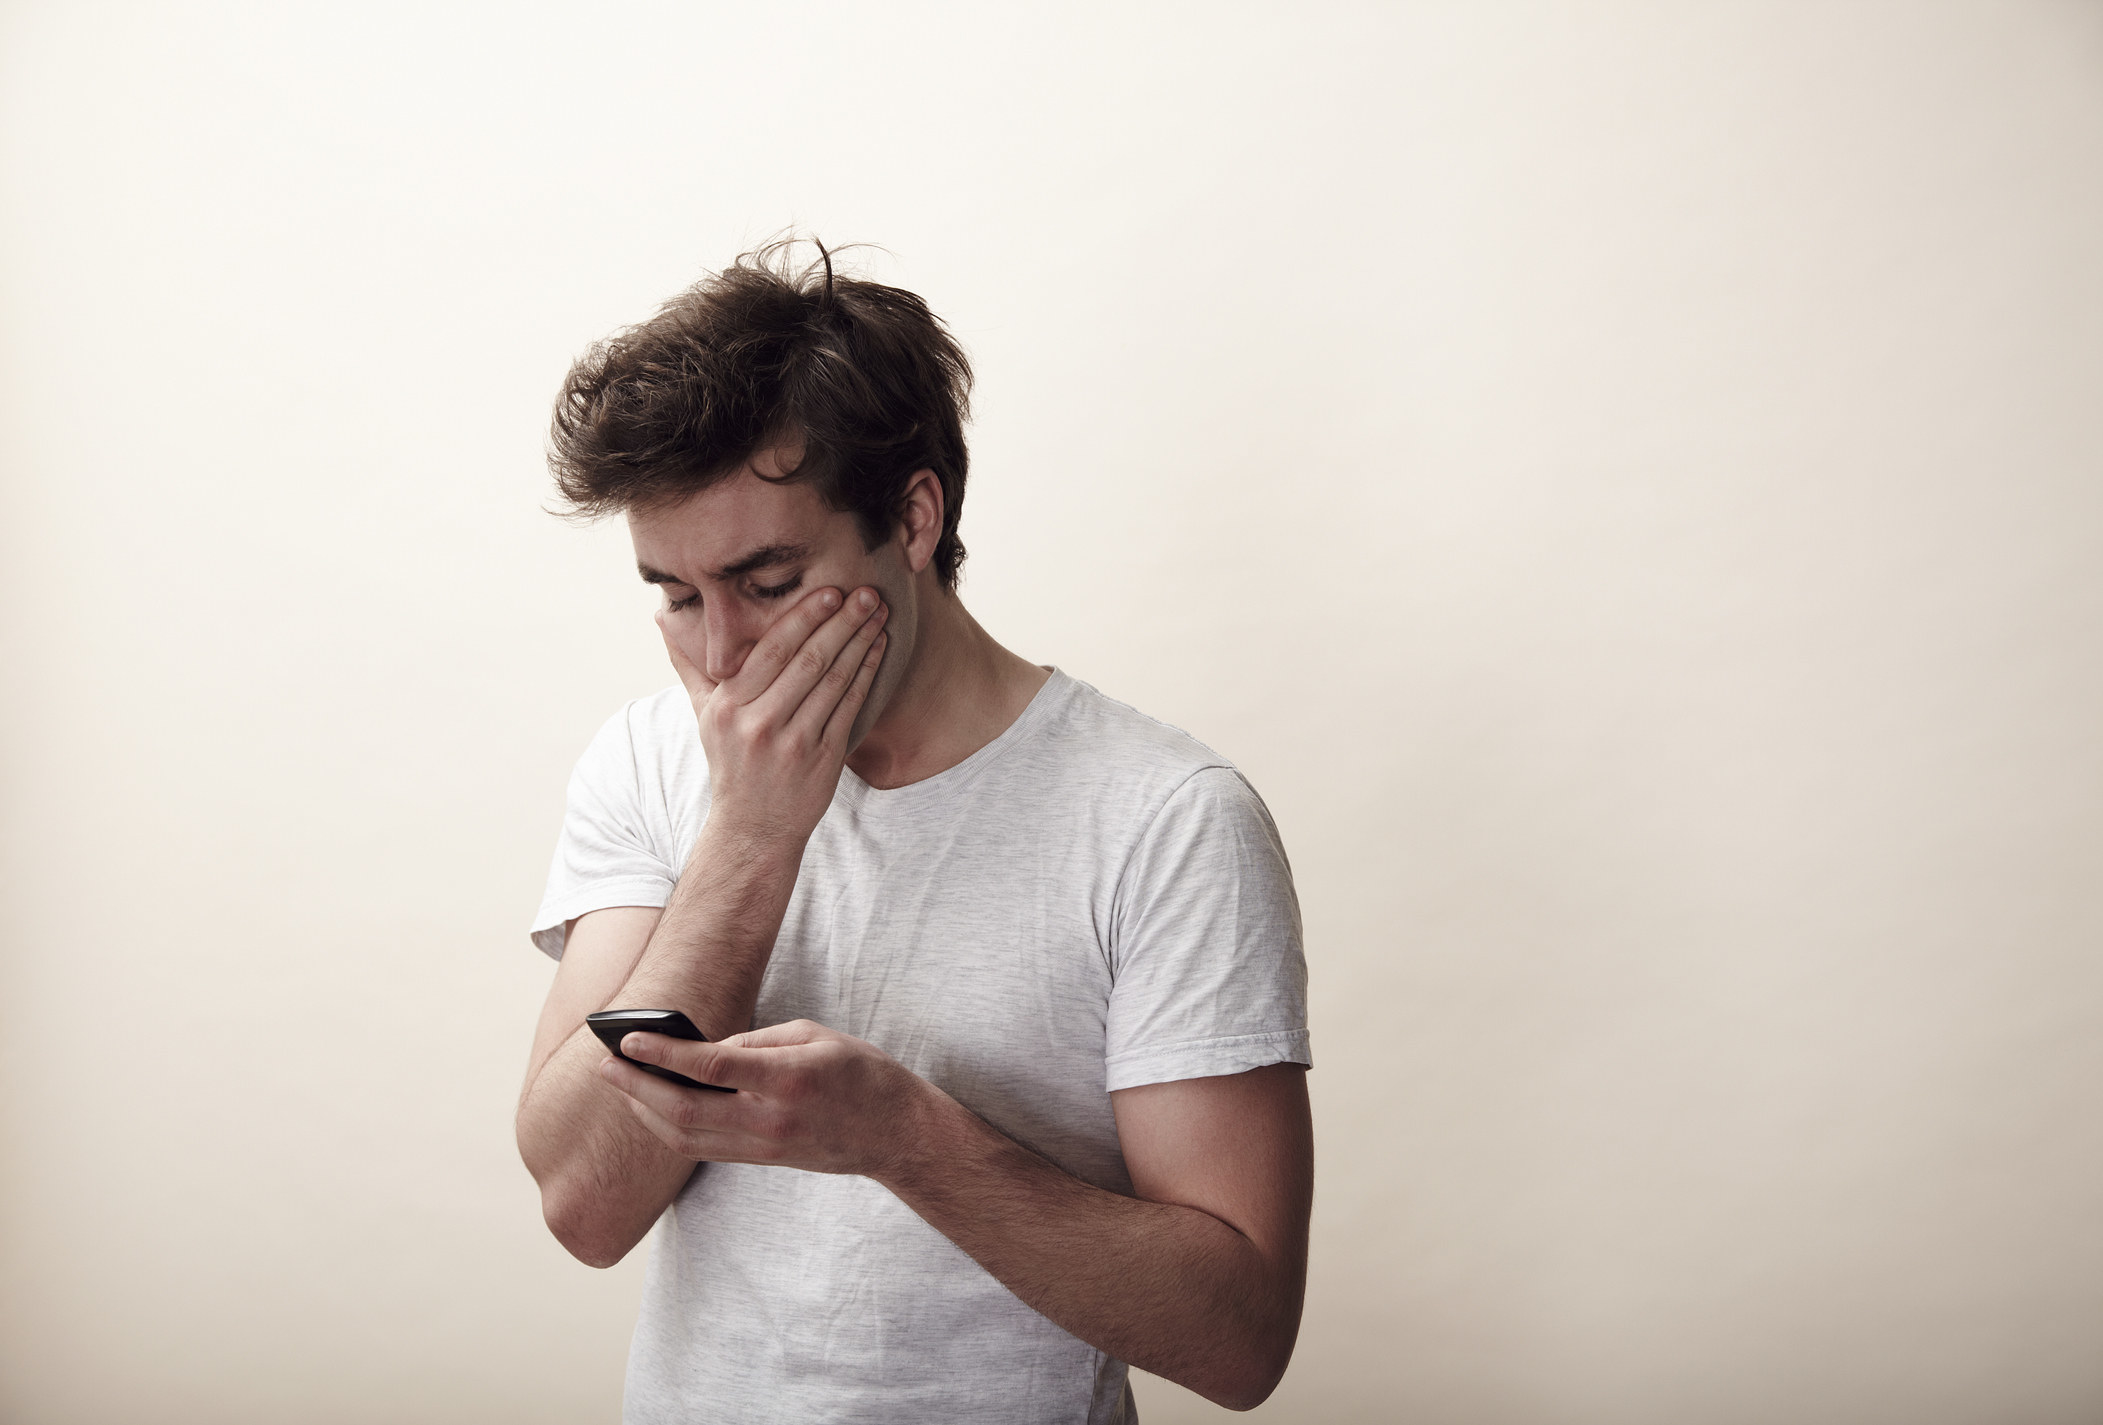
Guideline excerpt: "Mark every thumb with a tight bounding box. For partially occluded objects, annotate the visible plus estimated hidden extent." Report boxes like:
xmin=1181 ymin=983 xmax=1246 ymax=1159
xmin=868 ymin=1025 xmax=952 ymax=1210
xmin=720 ymin=1018 xmax=827 ymax=1050
xmin=621 ymin=1031 xmax=756 ymax=1092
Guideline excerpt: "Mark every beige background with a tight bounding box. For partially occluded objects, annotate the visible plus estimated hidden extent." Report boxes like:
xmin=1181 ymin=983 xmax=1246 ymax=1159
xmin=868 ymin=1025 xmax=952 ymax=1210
xmin=3 ymin=3 xmax=2100 ymax=1422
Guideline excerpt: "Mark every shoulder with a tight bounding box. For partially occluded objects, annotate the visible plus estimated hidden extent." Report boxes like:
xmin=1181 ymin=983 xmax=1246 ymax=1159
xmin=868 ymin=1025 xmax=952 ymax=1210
xmin=1035 ymin=672 xmax=1237 ymax=784
xmin=570 ymin=684 xmax=705 ymax=796
xmin=620 ymin=683 xmax=702 ymax=749
xmin=1025 ymin=672 xmax=1267 ymax=831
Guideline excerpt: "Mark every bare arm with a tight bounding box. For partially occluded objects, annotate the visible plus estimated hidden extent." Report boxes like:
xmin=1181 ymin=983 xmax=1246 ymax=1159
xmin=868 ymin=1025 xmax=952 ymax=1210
xmin=515 ymin=583 xmax=889 ymax=1267
xmin=604 ymin=1026 xmax=1313 ymax=1409
xmin=512 ymin=820 xmax=803 ymax=1265
xmin=889 ymin=1064 xmax=1313 ymax=1410
xmin=516 ymin=906 xmax=681 ymax=1267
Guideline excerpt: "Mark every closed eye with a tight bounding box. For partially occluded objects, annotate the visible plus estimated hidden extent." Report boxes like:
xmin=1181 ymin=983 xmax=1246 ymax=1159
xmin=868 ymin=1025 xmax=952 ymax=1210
xmin=751 ymin=574 xmax=804 ymax=600
xmin=665 ymin=591 xmax=700 ymax=612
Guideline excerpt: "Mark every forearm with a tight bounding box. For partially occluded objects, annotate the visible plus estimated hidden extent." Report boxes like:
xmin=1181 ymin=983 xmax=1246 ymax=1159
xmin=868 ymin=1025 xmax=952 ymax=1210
xmin=878 ymin=1090 xmax=1304 ymax=1410
xmin=517 ymin=822 xmax=803 ymax=1265
xmin=517 ymin=1023 xmax=700 ymax=1265
xmin=611 ymin=821 xmax=805 ymax=1041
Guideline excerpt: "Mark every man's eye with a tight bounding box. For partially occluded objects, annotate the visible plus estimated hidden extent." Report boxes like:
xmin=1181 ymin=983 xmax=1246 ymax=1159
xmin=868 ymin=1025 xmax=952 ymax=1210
xmin=752 ymin=575 xmax=803 ymax=601
xmin=666 ymin=592 xmax=700 ymax=612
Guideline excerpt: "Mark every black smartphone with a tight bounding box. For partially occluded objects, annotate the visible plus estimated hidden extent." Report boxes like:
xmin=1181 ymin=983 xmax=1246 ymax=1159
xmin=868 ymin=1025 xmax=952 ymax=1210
xmin=585 ymin=1008 xmax=734 ymax=1093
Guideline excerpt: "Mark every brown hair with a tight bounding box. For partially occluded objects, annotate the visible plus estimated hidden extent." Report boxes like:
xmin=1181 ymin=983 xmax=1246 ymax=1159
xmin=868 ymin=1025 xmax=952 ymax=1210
xmin=549 ymin=239 xmax=974 ymax=588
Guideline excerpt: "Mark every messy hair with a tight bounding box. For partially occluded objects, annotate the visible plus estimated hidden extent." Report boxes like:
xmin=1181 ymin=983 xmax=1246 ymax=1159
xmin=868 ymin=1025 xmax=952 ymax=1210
xmin=549 ymin=238 xmax=973 ymax=588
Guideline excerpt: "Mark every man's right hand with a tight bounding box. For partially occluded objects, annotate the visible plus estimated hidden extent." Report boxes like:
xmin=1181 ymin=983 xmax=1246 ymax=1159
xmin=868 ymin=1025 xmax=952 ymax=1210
xmin=657 ymin=586 xmax=889 ymax=847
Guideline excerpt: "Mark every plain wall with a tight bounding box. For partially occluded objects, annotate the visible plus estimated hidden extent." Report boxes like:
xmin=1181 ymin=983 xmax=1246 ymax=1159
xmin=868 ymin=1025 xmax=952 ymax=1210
xmin=3 ymin=3 xmax=2100 ymax=1422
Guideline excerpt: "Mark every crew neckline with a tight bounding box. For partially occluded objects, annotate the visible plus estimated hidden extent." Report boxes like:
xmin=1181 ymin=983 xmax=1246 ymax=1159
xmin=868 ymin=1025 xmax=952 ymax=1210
xmin=833 ymin=667 xmax=1072 ymax=816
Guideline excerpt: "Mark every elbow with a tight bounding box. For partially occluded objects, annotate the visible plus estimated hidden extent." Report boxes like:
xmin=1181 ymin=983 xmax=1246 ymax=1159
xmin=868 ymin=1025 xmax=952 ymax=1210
xmin=518 ymin=1118 xmax=645 ymax=1269
xmin=544 ymin=1193 xmax=634 ymax=1269
xmin=1208 ymin=1364 xmax=1285 ymax=1413
xmin=550 ymin=1216 xmax=629 ymax=1270
xmin=1199 ymin=1328 xmax=1297 ymax=1412
xmin=535 ymin=1170 xmax=642 ymax=1270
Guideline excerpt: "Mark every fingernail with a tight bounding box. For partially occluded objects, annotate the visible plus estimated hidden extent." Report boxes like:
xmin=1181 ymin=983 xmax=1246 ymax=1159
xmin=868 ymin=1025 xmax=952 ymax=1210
xmin=856 ymin=589 xmax=877 ymax=611
xmin=820 ymin=589 xmax=841 ymax=609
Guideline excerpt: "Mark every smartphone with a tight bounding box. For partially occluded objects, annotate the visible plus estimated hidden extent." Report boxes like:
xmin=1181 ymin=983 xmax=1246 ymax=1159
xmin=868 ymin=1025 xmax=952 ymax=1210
xmin=585 ymin=1008 xmax=734 ymax=1093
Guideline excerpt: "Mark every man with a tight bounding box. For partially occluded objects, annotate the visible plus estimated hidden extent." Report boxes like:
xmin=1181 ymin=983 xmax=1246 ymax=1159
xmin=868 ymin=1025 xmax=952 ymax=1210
xmin=516 ymin=241 xmax=1312 ymax=1424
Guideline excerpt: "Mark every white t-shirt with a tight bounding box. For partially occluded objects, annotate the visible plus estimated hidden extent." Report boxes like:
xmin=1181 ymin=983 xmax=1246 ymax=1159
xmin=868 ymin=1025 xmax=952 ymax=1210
xmin=532 ymin=669 xmax=1310 ymax=1425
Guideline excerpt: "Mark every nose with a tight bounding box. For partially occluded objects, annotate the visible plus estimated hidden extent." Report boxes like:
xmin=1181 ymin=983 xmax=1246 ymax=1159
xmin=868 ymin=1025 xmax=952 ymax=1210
xmin=701 ymin=598 xmax=761 ymax=683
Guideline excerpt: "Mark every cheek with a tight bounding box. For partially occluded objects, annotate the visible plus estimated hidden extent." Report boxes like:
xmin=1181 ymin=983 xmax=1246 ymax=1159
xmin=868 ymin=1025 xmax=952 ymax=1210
xmin=872 ymin=608 xmax=915 ymax=695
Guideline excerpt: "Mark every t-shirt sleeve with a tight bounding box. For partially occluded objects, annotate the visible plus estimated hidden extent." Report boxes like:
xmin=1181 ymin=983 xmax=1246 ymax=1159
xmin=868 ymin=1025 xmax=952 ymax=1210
xmin=1102 ymin=766 xmax=1311 ymax=1092
xmin=529 ymin=703 xmax=681 ymax=960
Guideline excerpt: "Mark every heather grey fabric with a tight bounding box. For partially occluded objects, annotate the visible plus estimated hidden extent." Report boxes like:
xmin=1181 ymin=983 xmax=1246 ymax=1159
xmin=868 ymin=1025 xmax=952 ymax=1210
xmin=533 ymin=670 xmax=1309 ymax=1425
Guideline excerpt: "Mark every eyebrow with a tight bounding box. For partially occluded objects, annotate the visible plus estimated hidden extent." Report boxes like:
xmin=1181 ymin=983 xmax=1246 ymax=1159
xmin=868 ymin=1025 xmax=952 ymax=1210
xmin=637 ymin=541 xmax=812 ymax=586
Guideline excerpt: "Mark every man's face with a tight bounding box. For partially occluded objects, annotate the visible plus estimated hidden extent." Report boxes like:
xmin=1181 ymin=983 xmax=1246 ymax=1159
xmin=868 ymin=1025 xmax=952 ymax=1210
xmin=629 ymin=448 xmax=913 ymax=750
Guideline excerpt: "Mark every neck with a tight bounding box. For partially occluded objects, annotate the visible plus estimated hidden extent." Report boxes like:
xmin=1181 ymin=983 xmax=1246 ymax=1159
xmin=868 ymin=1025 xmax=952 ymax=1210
xmin=846 ymin=586 xmax=1049 ymax=791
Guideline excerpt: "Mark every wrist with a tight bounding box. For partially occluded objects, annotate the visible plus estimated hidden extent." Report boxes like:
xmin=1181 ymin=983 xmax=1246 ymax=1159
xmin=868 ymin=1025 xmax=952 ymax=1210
xmin=693 ymin=809 xmax=811 ymax=869
xmin=870 ymin=1072 xmax=969 ymax=1192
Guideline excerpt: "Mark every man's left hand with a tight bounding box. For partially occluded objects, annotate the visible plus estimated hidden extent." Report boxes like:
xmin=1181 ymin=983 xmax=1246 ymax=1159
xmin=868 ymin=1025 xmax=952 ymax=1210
xmin=598 ymin=1020 xmax=934 ymax=1179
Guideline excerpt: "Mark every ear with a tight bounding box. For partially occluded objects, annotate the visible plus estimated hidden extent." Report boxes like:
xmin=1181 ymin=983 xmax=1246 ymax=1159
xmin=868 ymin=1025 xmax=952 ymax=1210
xmin=896 ymin=469 xmax=944 ymax=576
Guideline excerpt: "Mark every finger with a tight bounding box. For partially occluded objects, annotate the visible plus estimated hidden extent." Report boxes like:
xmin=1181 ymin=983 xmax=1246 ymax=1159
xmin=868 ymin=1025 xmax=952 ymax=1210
xmin=787 ymin=597 xmax=889 ymax=739
xmin=598 ymin=1052 xmax=747 ymax=1123
xmin=747 ymin=587 xmax=886 ymax=724
xmin=618 ymin=1089 xmax=759 ymax=1163
xmin=657 ymin=611 xmax=715 ymax=701
xmin=819 ymin=626 xmax=887 ymax=750
xmin=720 ymin=1018 xmax=829 ymax=1050
xmin=719 ymin=585 xmax=847 ymax=703
xmin=619 ymin=1031 xmax=772 ymax=1094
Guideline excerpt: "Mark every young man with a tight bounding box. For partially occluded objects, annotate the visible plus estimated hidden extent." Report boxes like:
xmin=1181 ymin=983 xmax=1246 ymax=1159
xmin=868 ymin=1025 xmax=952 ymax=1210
xmin=516 ymin=242 xmax=1312 ymax=1424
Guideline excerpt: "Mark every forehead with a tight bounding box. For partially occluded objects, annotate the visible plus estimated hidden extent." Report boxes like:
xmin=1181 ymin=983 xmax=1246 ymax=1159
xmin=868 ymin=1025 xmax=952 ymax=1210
xmin=627 ymin=467 xmax=852 ymax=579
